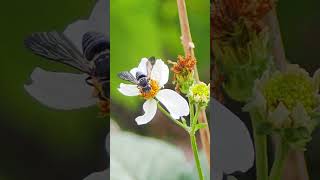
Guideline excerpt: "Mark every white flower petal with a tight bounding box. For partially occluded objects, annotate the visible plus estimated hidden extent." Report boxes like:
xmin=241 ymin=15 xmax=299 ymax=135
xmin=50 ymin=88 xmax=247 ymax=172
xmin=211 ymin=98 xmax=254 ymax=174
xmin=138 ymin=58 xmax=148 ymax=74
xmin=130 ymin=67 xmax=138 ymax=77
xmin=268 ymin=102 xmax=290 ymax=128
xmin=129 ymin=58 xmax=148 ymax=77
xmin=151 ymin=59 xmax=169 ymax=87
xmin=118 ymin=83 xmax=140 ymax=96
xmin=135 ymin=99 xmax=157 ymax=125
xmin=24 ymin=67 xmax=96 ymax=110
xmin=156 ymin=89 xmax=189 ymax=119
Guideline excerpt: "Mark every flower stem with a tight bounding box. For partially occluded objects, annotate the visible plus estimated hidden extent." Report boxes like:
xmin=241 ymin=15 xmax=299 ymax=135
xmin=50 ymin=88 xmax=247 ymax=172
xmin=190 ymin=134 xmax=204 ymax=180
xmin=157 ymin=103 xmax=188 ymax=131
xmin=176 ymin=0 xmax=210 ymax=165
xmin=269 ymin=140 xmax=289 ymax=180
xmin=251 ymin=113 xmax=268 ymax=180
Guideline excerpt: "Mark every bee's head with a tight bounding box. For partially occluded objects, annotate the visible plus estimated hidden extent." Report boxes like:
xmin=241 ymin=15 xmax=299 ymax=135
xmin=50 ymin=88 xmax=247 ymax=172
xmin=136 ymin=71 xmax=147 ymax=80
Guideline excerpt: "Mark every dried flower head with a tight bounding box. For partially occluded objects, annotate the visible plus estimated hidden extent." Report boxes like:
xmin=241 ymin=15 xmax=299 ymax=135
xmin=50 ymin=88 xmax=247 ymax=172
xmin=169 ymin=55 xmax=197 ymax=94
xmin=212 ymin=0 xmax=274 ymax=43
xmin=171 ymin=55 xmax=197 ymax=74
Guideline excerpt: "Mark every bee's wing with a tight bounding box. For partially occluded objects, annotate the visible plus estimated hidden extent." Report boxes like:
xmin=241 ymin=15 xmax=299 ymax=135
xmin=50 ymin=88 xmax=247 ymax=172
xmin=24 ymin=67 xmax=97 ymax=110
xmin=146 ymin=60 xmax=152 ymax=79
xmin=24 ymin=31 xmax=92 ymax=73
xmin=211 ymin=98 xmax=254 ymax=174
xmin=118 ymin=71 xmax=138 ymax=84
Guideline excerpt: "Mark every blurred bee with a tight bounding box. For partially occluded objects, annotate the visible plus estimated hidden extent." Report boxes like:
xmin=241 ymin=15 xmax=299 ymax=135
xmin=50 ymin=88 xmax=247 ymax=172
xmin=118 ymin=57 xmax=154 ymax=93
xmin=24 ymin=31 xmax=109 ymax=115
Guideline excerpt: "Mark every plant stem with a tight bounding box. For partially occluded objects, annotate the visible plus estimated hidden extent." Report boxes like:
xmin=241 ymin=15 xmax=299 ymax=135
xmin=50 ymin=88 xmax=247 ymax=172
xmin=189 ymin=97 xmax=194 ymax=124
xmin=157 ymin=103 xmax=188 ymax=131
xmin=158 ymin=102 xmax=204 ymax=179
xmin=251 ymin=113 xmax=268 ymax=180
xmin=176 ymin=0 xmax=210 ymax=165
xmin=190 ymin=133 xmax=204 ymax=180
xmin=269 ymin=140 xmax=289 ymax=180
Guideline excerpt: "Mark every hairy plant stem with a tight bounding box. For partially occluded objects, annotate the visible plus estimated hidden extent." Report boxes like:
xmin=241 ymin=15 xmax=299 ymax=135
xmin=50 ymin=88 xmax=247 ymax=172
xmin=176 ymin=0 xmax=210 ymax=165
xmin=269 ymin=140 xmax=289 ymax=180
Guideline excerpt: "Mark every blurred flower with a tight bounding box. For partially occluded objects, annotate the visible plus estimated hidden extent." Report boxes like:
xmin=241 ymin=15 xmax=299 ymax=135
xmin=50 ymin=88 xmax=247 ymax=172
xmin=212 ymin=0 xmax=274 ymax=44
xmin=169 ymin=55 xmax=197 ymax=94
xmin=118 ymin=58 xmax=189 ymax=125
xmin=243 ymin=64 xmax=320 ymax=149
xmin=212 ymin=0 xmax=274 ymax=102
xmin=214 ymin=30 xmax=272 ymax=102
xmin=24 ymin=0 xmax=109 ymax=115
xmin=188 ymin=82 xmax=210 ymax=108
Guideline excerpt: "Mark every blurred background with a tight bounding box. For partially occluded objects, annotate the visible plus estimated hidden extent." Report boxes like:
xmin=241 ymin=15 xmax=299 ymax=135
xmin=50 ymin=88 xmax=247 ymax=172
xmin=0 ymin=0 xmax=108 ymax=179
xmin=110 ymin=0 xmax=210 ymax=179
xmin=218 ymin=0 xmax=320 ymax=179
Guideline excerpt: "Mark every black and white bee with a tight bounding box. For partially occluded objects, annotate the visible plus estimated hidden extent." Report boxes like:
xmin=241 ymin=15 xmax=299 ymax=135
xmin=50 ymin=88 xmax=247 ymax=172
xmin=24 ymin=0 xmax=109 ymax=112
xmin=118 ymin=57 xmax=155 ymax=93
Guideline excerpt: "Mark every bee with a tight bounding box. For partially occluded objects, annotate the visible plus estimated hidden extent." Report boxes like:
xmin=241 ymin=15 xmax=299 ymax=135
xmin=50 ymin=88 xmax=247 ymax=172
xmin=118 ymin=57 xmax=155 ymax=93
xmin=24 ymin=30 xmax=109 ymax=114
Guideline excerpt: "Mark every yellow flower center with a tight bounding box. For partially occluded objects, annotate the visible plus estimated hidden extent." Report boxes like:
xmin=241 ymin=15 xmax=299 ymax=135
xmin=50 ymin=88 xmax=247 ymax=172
xmin=140 ymin=79 xmax=160 ymax=100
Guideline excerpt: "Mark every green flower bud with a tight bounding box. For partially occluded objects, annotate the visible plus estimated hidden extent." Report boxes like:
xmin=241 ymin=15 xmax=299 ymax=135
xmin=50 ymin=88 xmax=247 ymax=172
xmin=188 ymin=82 xmax=210 ymax=108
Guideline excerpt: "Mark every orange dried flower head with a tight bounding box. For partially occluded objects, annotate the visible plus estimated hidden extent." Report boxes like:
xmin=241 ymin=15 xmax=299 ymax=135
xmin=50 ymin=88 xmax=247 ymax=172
xmin=212 ymin=0 xmax=274 ymax=42
xmin=170 ymin=55 xmax=197 ymax=94
xmin=172 ymin=55 xmax=197 ymax=74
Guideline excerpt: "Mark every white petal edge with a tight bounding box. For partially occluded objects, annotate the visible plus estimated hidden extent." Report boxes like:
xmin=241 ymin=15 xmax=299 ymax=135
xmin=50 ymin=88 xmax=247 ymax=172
xmin=156 ymin=89 xmax=189 ymax=119
xmin=130 ymin=58 xmax=148 ymax=77
xmin=151 ymin=59 xmax=169 ymax=87
xmin=83 ymin=169 xmax=109 ymax=180
xmin=135 ymin=99 xmax=157 ymax=125
xmin=118 ymin=83 xmax=140 ymax=96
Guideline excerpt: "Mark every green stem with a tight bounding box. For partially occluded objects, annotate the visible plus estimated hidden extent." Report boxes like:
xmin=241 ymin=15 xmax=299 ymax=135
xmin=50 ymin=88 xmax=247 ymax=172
xmin=157 ymin=103 xmax=188 ymax=131
xmin=189 ymin=97 xmax=194 ymax=122
xmin=251 ymin=113 xmax=268 ymax=180
xmin=269 ymin=140 xmax=289 ymax=180
xmin=190 ymin=134 xmax=204 ymax=180
xmin=192 ymin=105 xmax=200 ymax=129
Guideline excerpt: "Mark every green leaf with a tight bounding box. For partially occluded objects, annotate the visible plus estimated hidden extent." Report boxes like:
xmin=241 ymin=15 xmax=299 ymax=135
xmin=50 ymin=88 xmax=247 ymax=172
xmin=111 ymin=132 xmax=197 ymax=180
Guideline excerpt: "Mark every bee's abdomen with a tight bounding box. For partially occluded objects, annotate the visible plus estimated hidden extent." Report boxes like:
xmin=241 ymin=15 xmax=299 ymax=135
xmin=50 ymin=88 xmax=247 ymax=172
xmin=82 ymin=32 xmax=109 ymax=61
xmin=94 ymin=53 xmax=109 ymax=80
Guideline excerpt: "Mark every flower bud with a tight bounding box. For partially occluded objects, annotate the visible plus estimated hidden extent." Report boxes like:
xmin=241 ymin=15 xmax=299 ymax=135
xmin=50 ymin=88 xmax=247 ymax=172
xmin=188 ymin=82 xmax=210 ymax=108
xmin=243 ymin=64 xmax=320 ymax=150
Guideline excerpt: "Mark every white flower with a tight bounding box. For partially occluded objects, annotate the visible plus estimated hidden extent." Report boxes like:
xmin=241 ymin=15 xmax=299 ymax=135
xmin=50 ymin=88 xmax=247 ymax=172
xmin=118 ymin=58 xmax=189 ymax=125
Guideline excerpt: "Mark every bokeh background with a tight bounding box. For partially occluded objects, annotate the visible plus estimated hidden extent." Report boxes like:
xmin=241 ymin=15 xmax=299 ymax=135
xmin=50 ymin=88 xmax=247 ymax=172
xmin=0 ymin=0 xmax=108 ymax=179
xmin=110 ymin=0 xmax=210 ymax=179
